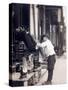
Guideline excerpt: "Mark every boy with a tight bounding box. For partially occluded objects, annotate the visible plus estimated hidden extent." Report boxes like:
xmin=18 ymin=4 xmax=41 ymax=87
xmin=37 ymin=35 xmax=56 ymax=85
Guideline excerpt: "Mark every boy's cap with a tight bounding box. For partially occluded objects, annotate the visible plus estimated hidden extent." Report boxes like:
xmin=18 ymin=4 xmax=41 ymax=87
xmin=41 ymin=34 xmax=49 ymax=40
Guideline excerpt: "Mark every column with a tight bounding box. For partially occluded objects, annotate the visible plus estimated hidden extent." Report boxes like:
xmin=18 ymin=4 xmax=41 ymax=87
xmin=30 ymin=5 xmax=34 ymax=36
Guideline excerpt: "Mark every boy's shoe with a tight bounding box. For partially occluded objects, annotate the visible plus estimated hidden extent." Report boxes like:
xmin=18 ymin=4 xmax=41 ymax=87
xmin=42 ymin=81 xmax=52 ymax=85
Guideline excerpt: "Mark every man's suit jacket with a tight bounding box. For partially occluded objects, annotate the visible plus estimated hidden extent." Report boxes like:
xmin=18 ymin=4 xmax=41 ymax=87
xmin=15 ymin=30 xmax=36 ymax=52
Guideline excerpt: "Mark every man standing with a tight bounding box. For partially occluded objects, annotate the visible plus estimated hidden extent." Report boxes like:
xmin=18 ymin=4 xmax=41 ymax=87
xmin=37 ymin=35 xmax=56 ymax=85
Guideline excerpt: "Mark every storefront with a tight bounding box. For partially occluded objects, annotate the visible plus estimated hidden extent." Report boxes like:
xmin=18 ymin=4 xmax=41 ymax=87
xmin=30 ymin=5 xmax=66 ymax=55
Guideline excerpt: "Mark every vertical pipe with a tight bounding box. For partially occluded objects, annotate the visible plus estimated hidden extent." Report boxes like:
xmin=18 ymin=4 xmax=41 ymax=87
xmin=34 ymin=5 xmax=38 ymax=41
xmin=32 ymin=5 xmax=36 ymax=39
xmin=38 ymin=7 xmax=40 ymax=41
xmin=43 ymin=6 xmax=46 ymax=35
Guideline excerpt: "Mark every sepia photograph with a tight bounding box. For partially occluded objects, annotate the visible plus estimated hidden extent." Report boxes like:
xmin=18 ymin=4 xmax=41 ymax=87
xmin=9 ymin=3 xmax=66 ymax=86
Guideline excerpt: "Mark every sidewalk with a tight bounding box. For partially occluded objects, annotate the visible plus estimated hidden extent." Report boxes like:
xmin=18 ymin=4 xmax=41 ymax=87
xmin=37 ymin=52 xmax=67 ymax=85
xmin=53 ymin=52 xmax=67 ymax=84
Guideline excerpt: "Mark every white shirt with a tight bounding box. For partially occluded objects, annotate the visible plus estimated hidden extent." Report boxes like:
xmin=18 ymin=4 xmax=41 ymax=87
xmin=37 ymin=39 xmax=55 ymax=57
